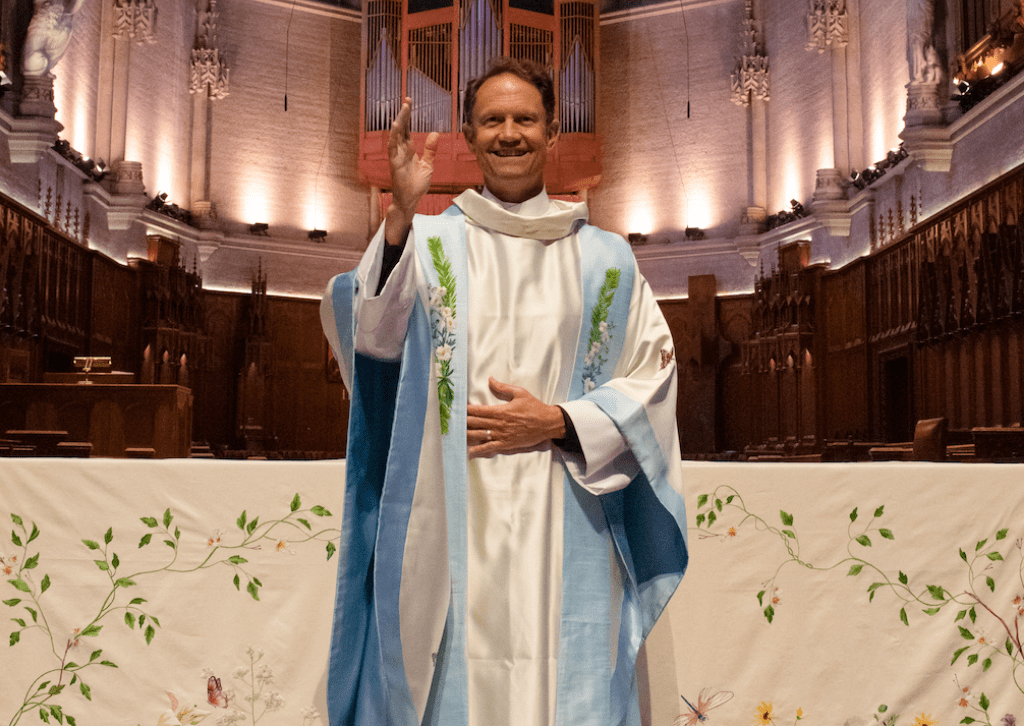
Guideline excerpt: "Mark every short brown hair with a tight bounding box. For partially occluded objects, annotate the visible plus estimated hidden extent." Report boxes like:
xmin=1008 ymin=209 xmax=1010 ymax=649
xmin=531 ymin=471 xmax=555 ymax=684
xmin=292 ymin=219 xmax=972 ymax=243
xmin=463 ymin=56 xmax=556 ymax=128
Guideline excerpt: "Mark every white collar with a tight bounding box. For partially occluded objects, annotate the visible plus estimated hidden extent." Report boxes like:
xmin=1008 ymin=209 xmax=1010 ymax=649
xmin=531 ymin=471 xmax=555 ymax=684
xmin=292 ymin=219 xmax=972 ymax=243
xmin=481 ymin=187 xmax=552 ymax=217
xmin=453 ymin=188 xmax=589 ymax=241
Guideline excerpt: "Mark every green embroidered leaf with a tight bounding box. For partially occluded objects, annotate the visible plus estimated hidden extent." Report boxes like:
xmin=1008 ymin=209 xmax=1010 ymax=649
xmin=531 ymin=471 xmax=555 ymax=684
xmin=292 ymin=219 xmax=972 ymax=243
xmin=697 ymin=494 xmax=709 ymax=509
xmin=1007 ymin=638 xmax=1014 ymax=656
xmin=311 ymin=505 xmax=332 ymax=517
xmin=873 ymin=505 xmax=885 ymax=517
xmin=66 ymin=717 xmax=76 ymax=726
xmin=11 ymin=531 xmax=22 ymax=547
xmin=898 ymin=571 xmax=908 ymax=585
xmin=174 ymin=527 xmax=180 ymax=540
xmin=144 ymin=625 xmax=155 ymax=645
xmin=969 ymin=606 xmax=976 ymax=623
xmin=986 ymin=576 xmax=995 ymax=592
xmin=80 ymin=681 xmax=92 ymax=701
xmin=879 ymin=529 xmax=894 ymax=540
xmin=856 ymin=535 xmax=871 ymax=547
xmin=26 ymin=607 xmax=36 ymax=622
xmin=94 ymin=560 xmax=109 ymax=572
xmin=162 ymin=509 xmax=172 ymax=528
xmin=982 ymin=657 xmax=992 ymax=671
xmin=291 ymin=493 xmax=301 ymax=512
xmin=763 ymin=605 xmax=774 ymax=624
xmin=951 ymin=646 xmax=969 ymax=664
xmin=9 ymin=631 xmax=20 ymax=646
xmin=782 ymin=530 xmax=795 ymax=539
xmin=38 ymin=707 xmax=49 ymax=724
xmin=959 ymin=548 xmax=968 ymax=562
xmin=847 ymin=564 xmax=863 ymax=576
xmin=995 ymin=528 xmax=1008 ymax=540
xmin=922 ymin=607 xmax=940 ymax=615
xmin=780 ymin=510 xmax=793 ymax=526
xmin=298 ymin=518 xmax=311 ymax=530
xmin=9 ymin=578 xmax=30 ymax=593
xmin=756 ymin=590 xmax=765 ymax=606
xmin=233 ymin=574 xmax=240 ymax=590
xmin=12 ymin=618 xmax=25 ymax=626
xmin=979 ymin=693 xmax=990 ymax=711
xmin=326 ymin=541 xmax=337 ymax=560
xmin=150 ymin=615 xmax=160 ymax=627
xmin=926 ymin=585 xmax=945 ymax=601
xmin=80 ymin=624 xmax=102 ymax=637
xmin=40 ymin=574 xmax=50 ymax=593
xmin=138 ymin=533 xmax=152 ymax=548
xmin=227 ymin=556 xmax=247 ymax=565
xmin=237 ymin=511 xmax=247 ymax=530
xmin=985 ymin=551 xmax=1003 ymax=561
xmin=959 ymin=626 xmax=974 ymax=639
xmin=11 ymin=514 xmax=23 ymax=526
xmin=961 ymin=718 xmax=976 ymax=724
xmin=81 ymin=540 xmax=100 ymax=550
xmin=114 ymin=578 xmax=136 ymax=588
xmin=954 ymin=609 xmax=967 ymax=622
xmin=24 ymin=553 xmax=39 ymax=570
xmin=111 ymin=553 xmax=119 ymax=569
xmin=140 ymin=517 xmax=158 ymax=528
xmin=725 ymin=495 xmax=735 ymax=504
xmin=695 ymin=513 xmax=706 ymax=527
xmin=975 ymin=538 xmax=987 ymax=551
xmin=899 ymin=607 xmax=908 ymax=626
xmin=27 ymin=523 xmax=39 ymax=544
xmin=163 ymin=539 xmax=175 ymax=549
xmin=246 ymin=517 xmax=259 ymax=535
xmin=247 ymin=581 xmax=260 ymax=601
xmin=129 ymin=597 xmax=146 ymax=605
xmin=3 ymin=598 xmax=20 ymax=607
xmin=714 ymin=498 xmax=723 ymax=512
xmin=103 ymin=528 xmax=113 ymax=545
xmin=100 ymin=660 xmax=116 ymax=667
xmin=89 ymin=649 xmax=102 ymax=662
xmin=849 ymin=507 xmax=858 ymax=522
xmin=125 ymin=612 xmax=136 ymax=629
xmin=707 ymin=511 xmax=717 ymax=527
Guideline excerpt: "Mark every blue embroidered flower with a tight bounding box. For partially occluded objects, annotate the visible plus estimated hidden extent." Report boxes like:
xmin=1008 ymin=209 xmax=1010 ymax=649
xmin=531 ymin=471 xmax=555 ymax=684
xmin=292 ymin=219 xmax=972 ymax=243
xmin=427 ymin=237 xmax=456 ymax=434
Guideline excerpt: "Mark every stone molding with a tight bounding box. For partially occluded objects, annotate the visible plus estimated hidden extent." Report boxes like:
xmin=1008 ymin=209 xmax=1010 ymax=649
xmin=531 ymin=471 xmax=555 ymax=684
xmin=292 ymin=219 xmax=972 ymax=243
xmin=731 ymin=0 xmax=769 ymax=105
xmin=112 ymin=0 xmax=158 ymax=44
xmin=806 ymin=0 xmax=848 ymax=53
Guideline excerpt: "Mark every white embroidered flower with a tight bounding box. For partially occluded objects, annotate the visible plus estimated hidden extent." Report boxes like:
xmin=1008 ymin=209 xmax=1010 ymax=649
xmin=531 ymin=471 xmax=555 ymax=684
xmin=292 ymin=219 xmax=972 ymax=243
xmin=432 ymin=358 xmax=443 ymax=380
xmin=246 ymin=645 xmax=264 ymax=660
xmin=590 ymin=340 xmax=602 ymax=354
xmin=254 ymin=663 xmax=275 ymax=685
xmin=584 ymin=377 xmax=595 ymax=392
xmin=201 ymin=667 xmax=216 ymax=679
xmin=232 ymin=667 xmax=249 ymax=680
xmin=428 ymin=286 xmax=445 ymax=308
xmin=599 ymin=321 xmax=610 ymax=342
xmin=301 ymin=707 xmax=322 ymax=722
xmin=436 ymin=343 xmax=453 ymax=362
xmin=584 ymin=352 xmax=593 ymax=366
xmin=262 ymin=692 xmax=285 ymax=712
xmin=441 ymin=306 xmax=455 ymax=330
xmin=214 ymin=711 xmax=245 ymax=726
xmin=274 ymin=539 xmax=295 ymax=555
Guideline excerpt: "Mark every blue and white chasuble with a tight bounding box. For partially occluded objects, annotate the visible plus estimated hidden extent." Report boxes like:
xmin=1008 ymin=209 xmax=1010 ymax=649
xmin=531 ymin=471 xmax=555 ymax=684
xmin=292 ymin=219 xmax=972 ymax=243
xmin=321 ymin=190 xmax=688 ymax=726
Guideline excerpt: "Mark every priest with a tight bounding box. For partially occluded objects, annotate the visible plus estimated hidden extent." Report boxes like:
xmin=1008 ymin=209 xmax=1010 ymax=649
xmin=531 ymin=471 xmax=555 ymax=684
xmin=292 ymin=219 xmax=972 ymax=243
xmin=321 ymin=57 xmax=688 ymax=726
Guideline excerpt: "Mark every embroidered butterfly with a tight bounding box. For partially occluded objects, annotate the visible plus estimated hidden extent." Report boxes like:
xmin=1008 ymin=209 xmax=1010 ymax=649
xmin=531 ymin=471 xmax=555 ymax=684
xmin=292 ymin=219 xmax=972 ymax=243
xmin=207 ymin=675 xmax=229 ymax=708
xmin=660 ymin=348 xmax=675 ymax=370
xmin=674 ymin=688 xmax=734 ymax=726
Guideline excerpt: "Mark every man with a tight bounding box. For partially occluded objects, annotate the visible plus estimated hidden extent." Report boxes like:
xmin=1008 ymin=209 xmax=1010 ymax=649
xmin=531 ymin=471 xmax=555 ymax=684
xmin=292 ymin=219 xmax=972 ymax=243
xmin=321 ymin=57 xmax=687 ymax=726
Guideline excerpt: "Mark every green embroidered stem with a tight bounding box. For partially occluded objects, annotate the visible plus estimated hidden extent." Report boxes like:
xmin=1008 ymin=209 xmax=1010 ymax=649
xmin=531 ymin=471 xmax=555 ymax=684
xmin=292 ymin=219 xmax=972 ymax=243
xmin=427 ymin=236 xmax=457 ymax=435
xmin=582 ymin=268 xmax=620 ymax=392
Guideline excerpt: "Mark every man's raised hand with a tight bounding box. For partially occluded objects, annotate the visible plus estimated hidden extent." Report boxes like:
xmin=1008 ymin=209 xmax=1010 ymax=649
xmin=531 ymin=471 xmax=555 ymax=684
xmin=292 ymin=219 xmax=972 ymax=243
xmin=385 ymin=97 xmax=440 ymax=246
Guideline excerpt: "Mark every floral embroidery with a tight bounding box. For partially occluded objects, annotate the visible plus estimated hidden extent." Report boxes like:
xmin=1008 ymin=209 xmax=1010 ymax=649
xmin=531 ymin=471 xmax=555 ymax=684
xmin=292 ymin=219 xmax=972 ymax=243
xmin=581 ymin=268 xmax=620 ymax=392
xmin=427 ymin=236 xmax=457 ymax=435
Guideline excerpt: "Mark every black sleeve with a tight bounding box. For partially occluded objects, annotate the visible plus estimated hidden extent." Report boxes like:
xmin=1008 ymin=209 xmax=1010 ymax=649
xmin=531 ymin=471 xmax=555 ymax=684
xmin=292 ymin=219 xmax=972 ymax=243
xmin=552 ymin=406 xmax=583 ymax=457
xmin=375 ymin=242 xmax=406 ymax=296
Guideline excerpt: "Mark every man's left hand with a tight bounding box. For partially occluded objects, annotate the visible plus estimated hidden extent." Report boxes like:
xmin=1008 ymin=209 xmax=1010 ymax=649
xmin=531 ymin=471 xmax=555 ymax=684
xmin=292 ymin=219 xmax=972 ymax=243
xmin=467 ymin=378 xmax=566 ymax=458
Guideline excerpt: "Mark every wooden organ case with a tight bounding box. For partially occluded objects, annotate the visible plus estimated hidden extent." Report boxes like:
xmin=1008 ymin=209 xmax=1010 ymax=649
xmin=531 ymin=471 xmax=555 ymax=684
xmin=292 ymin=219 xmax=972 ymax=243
xmin=359 ymin=0 xmax=601 ymax=197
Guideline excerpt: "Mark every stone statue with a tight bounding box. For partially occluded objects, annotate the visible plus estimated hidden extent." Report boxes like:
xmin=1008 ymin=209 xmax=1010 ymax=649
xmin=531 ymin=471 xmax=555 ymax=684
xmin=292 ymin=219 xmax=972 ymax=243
xmin=22 ymin=0 xmax=87 ymax=78
xmin=909 ymin=0 xmax=940 ymax=84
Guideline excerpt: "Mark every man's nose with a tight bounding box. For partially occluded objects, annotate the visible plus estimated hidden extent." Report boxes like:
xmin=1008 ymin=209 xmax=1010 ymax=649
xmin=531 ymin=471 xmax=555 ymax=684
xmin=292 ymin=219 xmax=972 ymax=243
xmin=497 ymin=119 xmax=520 ymax=140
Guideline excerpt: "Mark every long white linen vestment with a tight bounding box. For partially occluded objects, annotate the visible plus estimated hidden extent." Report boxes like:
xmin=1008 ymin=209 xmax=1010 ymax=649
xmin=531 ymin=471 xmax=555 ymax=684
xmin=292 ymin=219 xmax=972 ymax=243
xmin=321 ymin=189 xmax=687 ymax=726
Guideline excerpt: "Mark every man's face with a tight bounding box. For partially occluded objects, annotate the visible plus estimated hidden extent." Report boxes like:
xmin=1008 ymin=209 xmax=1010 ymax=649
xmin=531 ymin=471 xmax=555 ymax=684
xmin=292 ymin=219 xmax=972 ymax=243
xmin=463 ymin=73 xmax=559 ymax=204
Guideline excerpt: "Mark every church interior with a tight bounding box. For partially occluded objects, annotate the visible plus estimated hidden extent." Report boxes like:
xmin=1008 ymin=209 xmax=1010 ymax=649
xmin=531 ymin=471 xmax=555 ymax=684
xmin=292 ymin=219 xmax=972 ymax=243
xmin=4 ymin=2 xmax=1024 ymax=724
xmin=1 ymin=0 xmax=1023 ymax=462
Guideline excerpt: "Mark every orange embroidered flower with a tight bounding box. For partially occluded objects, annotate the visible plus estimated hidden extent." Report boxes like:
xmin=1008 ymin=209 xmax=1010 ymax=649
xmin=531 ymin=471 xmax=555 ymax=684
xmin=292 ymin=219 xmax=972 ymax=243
xmin=752 ymin=701 xmax=773 ymax=726
xmin=914 ymin=715 xmax=937 ymax=726
xmin=727 ymin=527 xmax=737 ymax=537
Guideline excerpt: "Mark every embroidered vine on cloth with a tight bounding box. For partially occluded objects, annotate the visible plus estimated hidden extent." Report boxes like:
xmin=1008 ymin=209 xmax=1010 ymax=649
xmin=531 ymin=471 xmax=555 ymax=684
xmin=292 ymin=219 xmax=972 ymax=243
xmin=581 ymin=268 xmax=620 ymax=392
xmin=2 ymin=496 xmax=337 ymax=726
xmin=427 ymin=236 xmax=457 ymax=435
xmin=694 ymin=488 xmax=1024 ymax=722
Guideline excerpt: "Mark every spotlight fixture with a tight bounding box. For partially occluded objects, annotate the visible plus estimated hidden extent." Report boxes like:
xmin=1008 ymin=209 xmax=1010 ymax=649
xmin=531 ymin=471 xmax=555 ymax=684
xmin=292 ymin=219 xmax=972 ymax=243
xmin=684 ymin=227 xmax=705 ymax=241
xmin=308 ymin=229 xmax=327 ymax=241
xmin=627 ymin=232 xmax=647 ymax=245
xmin=249 ymin=222 xmax=270 ymax=235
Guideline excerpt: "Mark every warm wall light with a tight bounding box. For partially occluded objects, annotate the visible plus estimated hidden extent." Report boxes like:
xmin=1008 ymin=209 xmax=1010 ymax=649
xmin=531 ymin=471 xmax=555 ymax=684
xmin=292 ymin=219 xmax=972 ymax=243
xmin=308 ymin=229 xmax=327 ymax=241
xmin=992 ymin=62 xmax=1005 ymax=75
xmin=249 ymin=223 xmax=269 ymax=235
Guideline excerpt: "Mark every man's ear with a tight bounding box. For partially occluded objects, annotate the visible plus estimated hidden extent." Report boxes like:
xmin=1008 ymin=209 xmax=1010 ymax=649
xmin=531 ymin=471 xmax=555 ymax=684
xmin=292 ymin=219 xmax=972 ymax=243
xmin=546 ymin=119 xmax=560 ymax=149
xmin=462 ymin=122 xmax=475 ymax=145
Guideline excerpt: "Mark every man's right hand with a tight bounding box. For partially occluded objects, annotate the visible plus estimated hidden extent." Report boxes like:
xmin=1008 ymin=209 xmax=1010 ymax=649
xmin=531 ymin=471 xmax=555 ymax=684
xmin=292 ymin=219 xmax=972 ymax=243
xmin=385 ymin=97 xmax=440 ymax=246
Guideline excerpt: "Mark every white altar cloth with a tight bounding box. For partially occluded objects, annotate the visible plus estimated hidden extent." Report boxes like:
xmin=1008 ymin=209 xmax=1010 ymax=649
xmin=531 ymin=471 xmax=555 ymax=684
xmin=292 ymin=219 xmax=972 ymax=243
xmin=2 ymin=459 xmax=1022 ymax=726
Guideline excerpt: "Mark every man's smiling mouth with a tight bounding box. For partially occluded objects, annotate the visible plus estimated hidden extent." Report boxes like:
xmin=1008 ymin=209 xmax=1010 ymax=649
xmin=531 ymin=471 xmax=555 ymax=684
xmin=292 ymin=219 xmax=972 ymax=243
xmin=491 ymin=149 xmax=528 ymax=157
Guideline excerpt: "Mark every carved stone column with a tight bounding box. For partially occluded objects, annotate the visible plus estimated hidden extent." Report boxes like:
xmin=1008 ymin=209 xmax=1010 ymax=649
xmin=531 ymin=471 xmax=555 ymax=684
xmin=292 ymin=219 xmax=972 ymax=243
xmin=190 ymin=1 xmax=230 ymax=229
xmin=18 ymin=74 xmax=57 ymax=118
xmin=732 ymin=0 xmax=770 ymax=233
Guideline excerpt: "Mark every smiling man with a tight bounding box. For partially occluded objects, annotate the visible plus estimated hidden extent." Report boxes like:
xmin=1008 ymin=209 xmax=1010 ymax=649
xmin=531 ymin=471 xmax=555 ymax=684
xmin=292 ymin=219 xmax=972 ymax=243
xmin=321 ymin=57 xmax=688 ymax=726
